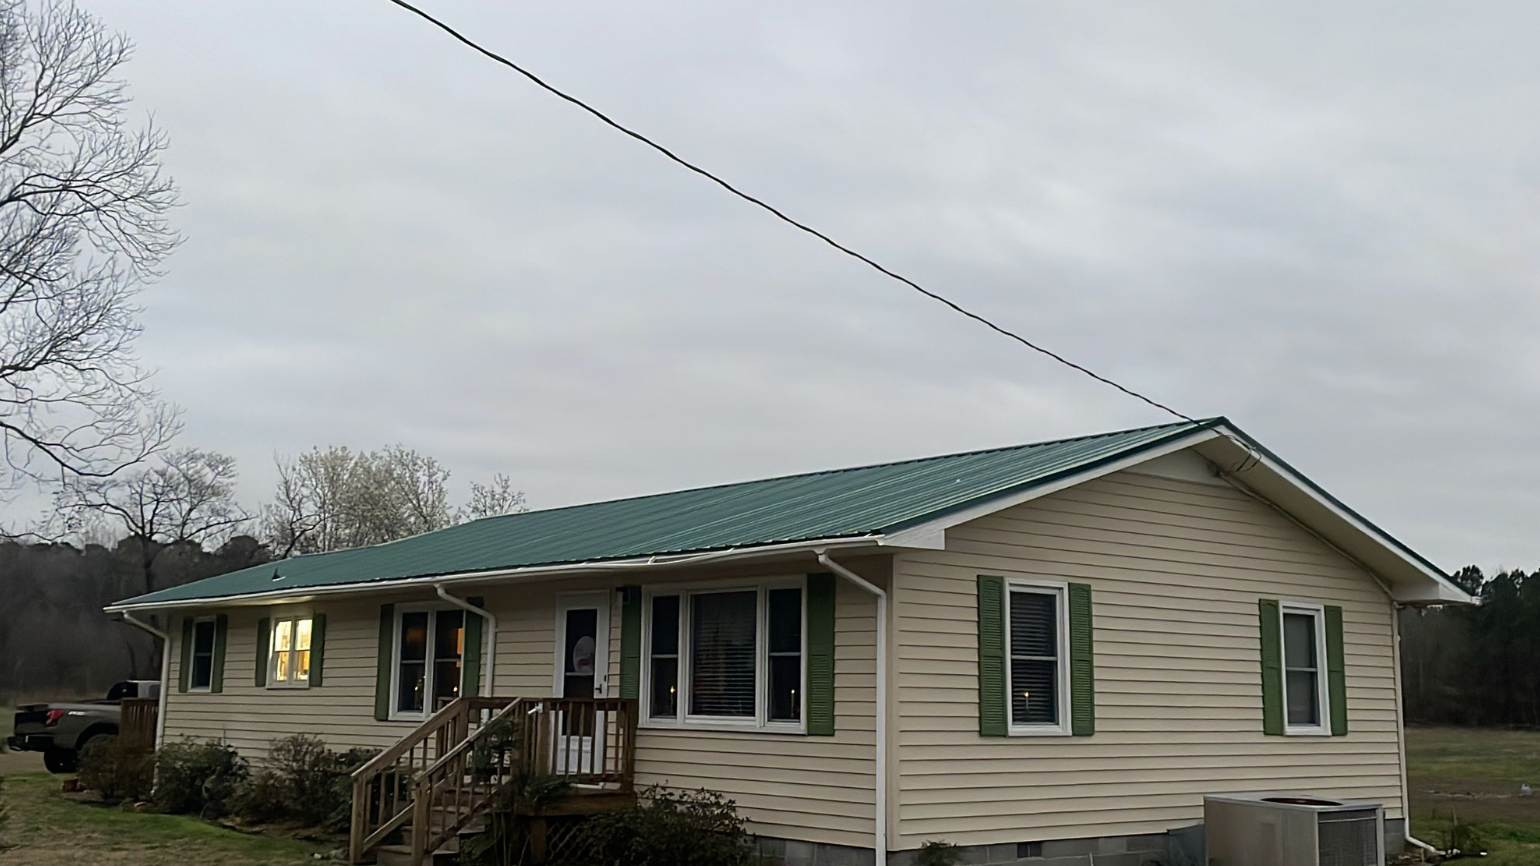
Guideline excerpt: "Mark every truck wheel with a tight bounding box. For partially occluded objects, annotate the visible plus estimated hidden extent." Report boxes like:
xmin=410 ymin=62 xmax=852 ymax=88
xmin=43 ymin=748 xmax=77 ymax=774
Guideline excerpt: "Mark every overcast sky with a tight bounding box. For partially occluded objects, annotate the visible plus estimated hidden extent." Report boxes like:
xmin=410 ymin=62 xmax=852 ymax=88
xmin=54 ymin=0 xmax=1540 ymax=571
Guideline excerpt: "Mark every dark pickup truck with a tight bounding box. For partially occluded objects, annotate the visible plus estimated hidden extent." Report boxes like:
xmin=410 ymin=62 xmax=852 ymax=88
xmin=9 ymin=680 xmax=160 ymax=773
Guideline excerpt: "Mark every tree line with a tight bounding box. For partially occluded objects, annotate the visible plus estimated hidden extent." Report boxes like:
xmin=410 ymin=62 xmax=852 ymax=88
xmin=0 ymin=443 xmax=525 ymax=700
xmin=1400 ymin=565 xmax=1540 ymax=727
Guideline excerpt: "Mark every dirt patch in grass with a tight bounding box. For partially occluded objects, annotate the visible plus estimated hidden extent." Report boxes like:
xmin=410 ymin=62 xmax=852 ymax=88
xmin=1407 ymin=726 xmax=1540 ymax=866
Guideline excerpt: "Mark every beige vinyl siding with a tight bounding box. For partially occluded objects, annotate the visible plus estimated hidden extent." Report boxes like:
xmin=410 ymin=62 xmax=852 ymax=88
xmin=891 ymin=467 xmax=1403 ymax=848
xmin=628 ymin=572 xmax=879 ymax=848
xmin=163 ymin=598 xmax=441 ymax=759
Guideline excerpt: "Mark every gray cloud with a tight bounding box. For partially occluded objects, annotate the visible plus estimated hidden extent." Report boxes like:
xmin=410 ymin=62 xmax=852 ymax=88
xmin=45 ymin=0 xmax=1540 ymax=571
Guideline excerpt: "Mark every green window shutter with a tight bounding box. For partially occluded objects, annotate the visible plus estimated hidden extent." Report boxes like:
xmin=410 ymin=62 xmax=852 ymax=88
xmin=310 ymin=614 xmax=328 ymax=688
xmin=619 ymin=587 xmax=641 ymax=701
xmin=374 ymin=604 xmax=395 ymax=721
xmin=255 ymin=617 xmax=271 ymax=687
xmin=977 ymin=575 xmax=1007 ymax=737
xmin=1068 ymin=583 xmax=1095 ymax=737
xmin=460 ymin=602 xmax=481 ymax=697
xmin=806 ymin=573 xmax=836 ymax=736
xmin=210 ymin=614 xmax=228 ymax=693
xmin=178 ymin=617 xmax=193 ymax=693
xmin=1258 ymin=598 xmax=1284 ymax=735
xmin=1325 ymin=605 xmax=1348 ymax=736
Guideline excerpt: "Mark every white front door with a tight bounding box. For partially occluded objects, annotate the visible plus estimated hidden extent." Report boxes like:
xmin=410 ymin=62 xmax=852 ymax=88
xmin=552 ymin=593 xmax=609 ymax=774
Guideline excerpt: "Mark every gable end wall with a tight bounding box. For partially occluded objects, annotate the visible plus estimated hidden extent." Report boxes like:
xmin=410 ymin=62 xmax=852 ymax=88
xmin=890 ymin=467 xmax=1403 ymax=848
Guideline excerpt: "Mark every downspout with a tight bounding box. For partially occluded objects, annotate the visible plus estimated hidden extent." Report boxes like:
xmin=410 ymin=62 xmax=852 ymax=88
xmin=435 ymin=585 xmax=497 ymax=697
xmin=1391 ymin=601 xmax=1442 ymax=858
xmin=816 ymin=551 xmax=887 ymax=866
xmin=120 ymin=612 xmax=170 ymax=750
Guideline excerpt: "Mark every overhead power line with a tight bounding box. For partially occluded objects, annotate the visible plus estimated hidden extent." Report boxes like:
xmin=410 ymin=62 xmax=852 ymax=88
xmin=383 ymin=0 xmax=1222 ymax=436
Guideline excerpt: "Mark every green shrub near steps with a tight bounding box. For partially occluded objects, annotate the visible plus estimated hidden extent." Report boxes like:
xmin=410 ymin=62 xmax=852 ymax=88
xmin=152 ymin=739 xmax=248 ymax=817
xmin=77 ymin=736 xmax=155 ymax=803
xmin=228 ymin=734 xmax=377 ymax=830
xmin=586 ymin=785 xmax=750 ymax=866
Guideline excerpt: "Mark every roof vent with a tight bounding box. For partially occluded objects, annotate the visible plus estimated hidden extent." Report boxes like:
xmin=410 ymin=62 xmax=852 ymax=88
xmin=270 ymin=569 xmax=284 ymax=581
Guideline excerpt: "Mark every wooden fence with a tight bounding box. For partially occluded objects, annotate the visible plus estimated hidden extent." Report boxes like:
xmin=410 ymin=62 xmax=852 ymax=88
xmin=119 ymin=697 xmax=158 ymax=750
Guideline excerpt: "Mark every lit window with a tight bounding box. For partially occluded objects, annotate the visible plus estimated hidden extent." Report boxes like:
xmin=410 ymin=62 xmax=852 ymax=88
xmin=393 ymin=608 xmax=464 ymax=717
xmin=644 ymin=582 xmax=804 ymax=730
xmin=1006 ymin=582 xmax=1069 ymax=734
xmin=269 ymin=615 xmax=313 ymax=687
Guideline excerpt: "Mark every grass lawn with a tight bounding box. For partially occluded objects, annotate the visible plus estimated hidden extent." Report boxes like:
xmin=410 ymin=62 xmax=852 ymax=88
xmin=0 ymin=771 xmax=328 ymax=865
xmin=1407 ymin=726 xmax=1540 ymax=864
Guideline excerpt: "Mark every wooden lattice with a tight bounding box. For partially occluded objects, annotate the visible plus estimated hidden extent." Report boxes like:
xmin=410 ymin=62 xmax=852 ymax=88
xmin=529 ymin=814 xmax=599 ymax=866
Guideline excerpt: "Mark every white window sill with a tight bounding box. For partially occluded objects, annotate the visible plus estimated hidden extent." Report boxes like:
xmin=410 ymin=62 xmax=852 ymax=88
xmin=639 ymin=719 xmax=807 ymax=736
xmin=1284 ymin=726 xmax=1333 ymax=737
xmin=1008 ymin=725 xmax=1071 ymax=737
xmin=186 ymin=687 xmax=212 ymax=694
xmin=265 ymin=682 xmax=311 ymax=691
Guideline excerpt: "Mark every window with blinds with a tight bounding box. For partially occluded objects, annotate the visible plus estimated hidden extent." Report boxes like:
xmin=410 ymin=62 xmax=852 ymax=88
xmin=644 ymin=582 xmax=806 ymax=729
xmin=1008 ymin=585 xmax=1065 ymax=730
xmin=689 ymin=590 xmax=757 ymax=717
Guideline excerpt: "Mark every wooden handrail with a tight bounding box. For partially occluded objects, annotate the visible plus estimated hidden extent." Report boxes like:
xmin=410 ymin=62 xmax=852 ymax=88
xmin=347 ymin=696 xmax=519 ymax=864
xmin=349 ymin=695 xmax=639 ymax=866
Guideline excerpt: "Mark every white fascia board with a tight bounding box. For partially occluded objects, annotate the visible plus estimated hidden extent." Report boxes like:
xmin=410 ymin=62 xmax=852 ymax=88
xmin=102 ymin=535 xmax=883 ymax=613
xmin=1221 ymin=437 xmax=1474 ymax=606
xmin=885 ymin=428 xmax=1223 ymax=543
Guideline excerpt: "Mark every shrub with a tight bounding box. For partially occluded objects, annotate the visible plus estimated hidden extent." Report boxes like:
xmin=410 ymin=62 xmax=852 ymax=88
xmin=229 ymin=735 xmax=377 ymax=828
xmin=918 ymin=840 xmax=961 ymax=866
xmin=586 ymin=785 xmax=748 ymax=866
xmin=152 ymin=739 xmax=248 ymax=817
xmin=77 ymin=736 xmax=154 ymax=803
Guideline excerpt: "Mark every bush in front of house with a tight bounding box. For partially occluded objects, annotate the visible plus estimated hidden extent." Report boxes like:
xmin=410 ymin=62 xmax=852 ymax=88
xmin=586 ymin=785 xmax=749 ymax=866
xmin=917 ymin=840 xmax=961 ymax=866
xmin=152 ymin=739 xmax=248 ymax=817
xmin=228 ymin=734 xmax=377 ymax=829
xmin=0 ymin=775 xmax=10 ymax=845
xmin=76 ymin=736 xmax=155 ymax=803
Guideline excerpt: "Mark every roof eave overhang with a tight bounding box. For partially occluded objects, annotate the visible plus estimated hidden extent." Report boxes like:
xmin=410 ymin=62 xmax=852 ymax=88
xmin=1192 ymin=429 xmax=1474 ymax=607
xmin=103 ymin=534 xmax=885 ymax=613
xmin=880 ymin=421 xmax=1473 ymax=607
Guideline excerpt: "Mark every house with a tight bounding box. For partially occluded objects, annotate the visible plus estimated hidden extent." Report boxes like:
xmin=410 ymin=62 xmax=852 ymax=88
xmin=105 ymin=418 xmax=1472 ymax=866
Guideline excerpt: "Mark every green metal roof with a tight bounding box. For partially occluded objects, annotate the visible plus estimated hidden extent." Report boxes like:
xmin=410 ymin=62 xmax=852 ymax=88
xmin=112 ymin=418 xmax=1220 ymax=608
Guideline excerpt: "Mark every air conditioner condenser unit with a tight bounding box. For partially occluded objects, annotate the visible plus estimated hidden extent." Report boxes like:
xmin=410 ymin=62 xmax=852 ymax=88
xmin=1204 ymin=793 xmax=1384 ymax=866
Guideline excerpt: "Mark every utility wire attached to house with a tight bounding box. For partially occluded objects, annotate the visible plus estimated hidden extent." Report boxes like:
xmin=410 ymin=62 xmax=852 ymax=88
xmin=382 ymin=0 xmax=1253 ymax=464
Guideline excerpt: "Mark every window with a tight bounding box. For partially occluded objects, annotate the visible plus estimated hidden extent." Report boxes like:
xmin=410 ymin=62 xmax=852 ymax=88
xmin=1006 ymin=582 xmax=1069 ymax=735
xmin=189 ymin=617 xmax=217 ymax=691
xmin=1281 ymin=603 xmax=1330 ymax=734
xmin=643 ymin=582 xmax=804 ymax=730
xmin=269 ymin=615 xmax=313 ymax=687
xmin=392 ymin=608 xmax=465 ymax=717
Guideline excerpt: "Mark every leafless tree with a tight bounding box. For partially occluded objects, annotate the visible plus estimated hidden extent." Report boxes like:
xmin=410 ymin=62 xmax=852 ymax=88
xmin=460 ymin=472 xmax=526 ymax=521
xmin=263 ymin=445 xmax=457 ymax=557
xmin=55 ymin=447 xmax=249 ymax=589
xmin=0 ymin=0 xmax=180 ymax=502
xmin=52 ymin=447 xmax=248 ymax=673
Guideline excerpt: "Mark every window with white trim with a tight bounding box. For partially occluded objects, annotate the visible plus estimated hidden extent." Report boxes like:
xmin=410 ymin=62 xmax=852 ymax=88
xmin=1006 ymin=582 xmax=1069 ymax=735
xmin=269 ymin=615 xmax=313 ymax=687
xmin=643 ymin=582 xmax=804 ymax=730
xmin=189 ymin=617 xmax=217 ymax=692
xmin=392 ymin=608 xmax=465 ymax=718
xmin=1281 ymin=603 xmax=1330 ymax=734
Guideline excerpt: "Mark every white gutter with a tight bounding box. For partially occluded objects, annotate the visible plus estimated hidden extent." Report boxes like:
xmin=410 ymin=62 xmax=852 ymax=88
xmin=816 ymin=550 xmax=887 ymax=866
xmin=104 ymin=536 xmax=881 ymax=613
xmin=435 ymin=585 xmax=497 ymax=698
xmin=120 ymin=612 xmax=170 ymax=750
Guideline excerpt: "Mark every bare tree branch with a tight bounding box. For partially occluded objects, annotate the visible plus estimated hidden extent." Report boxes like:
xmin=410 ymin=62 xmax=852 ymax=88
xmin=0 ymin=0 xmax=181 ymax=511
